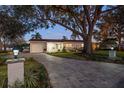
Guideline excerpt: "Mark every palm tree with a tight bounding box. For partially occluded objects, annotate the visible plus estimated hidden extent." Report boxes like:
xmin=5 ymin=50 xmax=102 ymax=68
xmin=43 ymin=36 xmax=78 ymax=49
xmin=31 ymin=32 xmax=42 ymax=39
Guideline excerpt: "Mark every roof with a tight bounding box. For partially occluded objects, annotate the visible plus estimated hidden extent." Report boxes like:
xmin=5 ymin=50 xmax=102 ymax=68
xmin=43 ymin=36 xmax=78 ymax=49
xmin=29 ymin=39 xmax=83 ymax=42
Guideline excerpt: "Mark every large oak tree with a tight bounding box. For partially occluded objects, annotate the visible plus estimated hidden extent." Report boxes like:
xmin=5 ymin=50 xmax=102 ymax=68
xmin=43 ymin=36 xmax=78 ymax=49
xmin=3 ymin=5 xmax=119 ymax=54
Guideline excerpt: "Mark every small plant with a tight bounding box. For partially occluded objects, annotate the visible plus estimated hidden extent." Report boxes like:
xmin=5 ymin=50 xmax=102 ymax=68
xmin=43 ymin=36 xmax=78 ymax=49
xmin=24 ymin=68 xmax=39 ymax=88
xmin=9 ymin=80 xmax=24 ymax=88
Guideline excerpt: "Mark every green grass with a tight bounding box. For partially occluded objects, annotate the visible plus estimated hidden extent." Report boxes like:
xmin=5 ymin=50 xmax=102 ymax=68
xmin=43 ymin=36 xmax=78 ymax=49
xmin=117 ymin=51 xmax=124 ymax=58
xmin=0 ymin=64 xmax=7 ymax=87
xmin=48 ymin=52 xmax=86 ymax=60
xmin=94 ymin=50 xmax=124 ymax=58
xmin=0 ymin=54 xmax=8 ymax=87
xmin=48 ymin=51 xmax=124 ymax=64
xmin=0 ymin=57 xmax=51 ymax=88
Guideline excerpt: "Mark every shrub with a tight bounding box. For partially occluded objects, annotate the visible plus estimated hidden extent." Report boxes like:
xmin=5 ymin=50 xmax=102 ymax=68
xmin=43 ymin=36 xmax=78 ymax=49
xmin=38 ymin=65 xmax=51 ymax=87
xmin=58 ymin=49 xmax=60 ymax=52
xmin=39 ymin=65 xmax=46 ymax=81
xmin=99 ymin=38 xmax=118 ymax=50
xmin=0 ymin=57 xmax=7 ymax=65
xmin=62 ymin=47 xmax=67 ymax=52
xmin=0 ymin=50 xmax=12 ymax=55
xmin=0 ymin=51 xmax=8 ymax=54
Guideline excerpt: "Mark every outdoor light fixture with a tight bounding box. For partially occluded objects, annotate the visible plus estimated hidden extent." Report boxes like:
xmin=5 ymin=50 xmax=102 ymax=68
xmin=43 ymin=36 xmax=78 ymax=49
xmin=109 ymin=46 xmax=116 ymax=58
xmin=13 ymin=48 xmax=19 ymax=59
xmin=111 ymin=47 xmax=114 ymax=50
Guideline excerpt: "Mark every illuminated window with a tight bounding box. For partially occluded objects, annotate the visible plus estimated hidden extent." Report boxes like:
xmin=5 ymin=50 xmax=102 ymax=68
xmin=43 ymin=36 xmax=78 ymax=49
xmin=81 ymin=44 xmax=84 ymax=47
xmin=66 ymin=44 xmax=72 ymax=47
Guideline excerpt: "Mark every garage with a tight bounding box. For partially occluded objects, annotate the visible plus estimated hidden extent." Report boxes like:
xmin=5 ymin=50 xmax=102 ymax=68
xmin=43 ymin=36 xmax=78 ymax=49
xmin=30 ymin=41 xmax=46 ymax=53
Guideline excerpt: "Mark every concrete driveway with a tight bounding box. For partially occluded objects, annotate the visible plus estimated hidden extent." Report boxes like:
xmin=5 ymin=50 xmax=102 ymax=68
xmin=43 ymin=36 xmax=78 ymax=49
xmin=21 ymin=53 xmax=124 ymax=88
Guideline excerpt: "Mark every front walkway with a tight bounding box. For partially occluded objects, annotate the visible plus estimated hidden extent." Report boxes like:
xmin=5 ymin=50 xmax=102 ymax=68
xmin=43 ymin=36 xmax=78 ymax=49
xmin=21 ymin=53 xmax=124 ymax=88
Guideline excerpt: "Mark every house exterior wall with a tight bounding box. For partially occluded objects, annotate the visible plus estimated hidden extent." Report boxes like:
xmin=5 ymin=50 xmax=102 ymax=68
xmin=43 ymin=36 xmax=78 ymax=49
xmin=46 ymin=42 xmax=64 ymax=53
xmin=46 ymin=42 xmax=84 ymax=53
xmin=30 ymin=40 xmax=99 ymax=53
xmin=30 ymin=41 xmax=46 ymax=53
xmin=63 ymin=42 xmax=83 ymax=52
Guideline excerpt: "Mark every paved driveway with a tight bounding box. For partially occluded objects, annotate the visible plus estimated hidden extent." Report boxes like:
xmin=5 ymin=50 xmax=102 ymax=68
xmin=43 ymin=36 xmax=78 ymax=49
xmin=21 ymin=53 xmax=124 ymax=88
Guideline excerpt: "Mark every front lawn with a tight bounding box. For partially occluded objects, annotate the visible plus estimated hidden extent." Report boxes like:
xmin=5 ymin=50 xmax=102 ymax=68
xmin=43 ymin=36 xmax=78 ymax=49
xmin=0 ymin=57 xmax=51 ymax=88
xmin=48 ymin=50 xmax=124 ymax=64
xmin=94 ymin=50 xmax=124 ymax=58
xmin=48 ymin=52 xmax=86 ymax=60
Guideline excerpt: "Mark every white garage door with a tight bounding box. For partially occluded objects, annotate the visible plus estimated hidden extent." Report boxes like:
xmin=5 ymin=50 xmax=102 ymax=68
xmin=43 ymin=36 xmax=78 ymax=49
xmin=30 ymin=42 xmax=45 ymax=53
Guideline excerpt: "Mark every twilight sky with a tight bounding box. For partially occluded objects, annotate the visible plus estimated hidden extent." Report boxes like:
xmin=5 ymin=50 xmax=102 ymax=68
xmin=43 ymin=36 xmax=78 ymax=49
xmin=24 ymin=25 xmax=72 ymax=41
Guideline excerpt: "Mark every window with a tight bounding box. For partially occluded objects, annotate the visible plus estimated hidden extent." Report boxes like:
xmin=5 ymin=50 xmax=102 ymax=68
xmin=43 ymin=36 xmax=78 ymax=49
xmin=56 ymin=44 xmax=58 ymax=49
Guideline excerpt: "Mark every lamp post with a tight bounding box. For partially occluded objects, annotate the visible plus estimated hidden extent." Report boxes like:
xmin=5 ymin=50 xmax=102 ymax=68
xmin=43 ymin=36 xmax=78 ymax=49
xmin=109 ymin=46 xmax=116 ymax=59
xmin=111 ymin=47 xmax=114 ymax=50
xmin=13 ymin=48 xmax=19 ymax=59
xmin=6 ymin=47 xmax=25 ymax=87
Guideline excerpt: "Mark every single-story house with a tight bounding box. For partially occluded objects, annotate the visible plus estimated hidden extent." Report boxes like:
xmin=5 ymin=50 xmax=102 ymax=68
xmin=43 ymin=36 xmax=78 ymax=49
xmin=29 ymin=39 xmax=98 ymax=53
xmin=29 ymin=39 xmax=84 ymax=53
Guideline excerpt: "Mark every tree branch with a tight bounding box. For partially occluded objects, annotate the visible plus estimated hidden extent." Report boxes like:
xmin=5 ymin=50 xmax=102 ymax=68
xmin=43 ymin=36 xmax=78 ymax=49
xmin=92 ymin=6 xmax=103 ymax=26
xmin=52 ymin=6 xmax=86 ymax=36
xmin=48 ymin=18 xmax=83 ymax=36
xmin=83 ymin=6 xmax=91 ymax=26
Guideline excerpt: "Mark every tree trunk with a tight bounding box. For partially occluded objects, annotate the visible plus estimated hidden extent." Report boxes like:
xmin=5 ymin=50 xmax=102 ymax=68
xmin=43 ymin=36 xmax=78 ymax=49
xmin=83 ymin=36 xmax=92 ymax=55
xmin=0 ymin=39 xmax=2 ymax=50
xmin=3 ymin=40 xmax=6 ymax=51
xmin=118 ymin=38 xmax=121 ymax=51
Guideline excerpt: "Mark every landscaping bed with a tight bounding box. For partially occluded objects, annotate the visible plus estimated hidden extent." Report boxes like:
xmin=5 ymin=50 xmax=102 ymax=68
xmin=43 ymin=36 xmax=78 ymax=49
xmin=48 ymin=50 xmax=124 ymax=64
xmin=0 ymin=57 xmax=51 ymax=88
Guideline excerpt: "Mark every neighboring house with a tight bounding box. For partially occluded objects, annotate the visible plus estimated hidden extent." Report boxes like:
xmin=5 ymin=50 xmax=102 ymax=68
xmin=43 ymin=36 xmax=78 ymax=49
xmin=29 ymin=39 xmax=99 ymax=53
